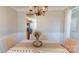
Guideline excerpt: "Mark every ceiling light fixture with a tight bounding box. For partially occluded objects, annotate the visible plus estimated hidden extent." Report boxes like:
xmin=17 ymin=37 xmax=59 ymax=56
xmin=27 ymin=6 xmax=48 ymax=16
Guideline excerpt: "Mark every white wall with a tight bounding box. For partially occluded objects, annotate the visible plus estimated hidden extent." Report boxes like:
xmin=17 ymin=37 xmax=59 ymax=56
xmin=37 ymin=11 xmax=65 ymax=33
xmin=17 ymin=12 xmax=26 ymax=41
xmin=17 ymin=10 xmax=65 ymax=43
xmin=0 ymin=7 xmax=18 ymax=52
xmin=17 ymin=12 xmax=26 ymax=32
xmin=36 ymin=11 xmax=65 ymax=43
xmin=0 ymin=7 xmax=18 ymax=36
xmin=76 ymin=9 xmax=79 ymax=32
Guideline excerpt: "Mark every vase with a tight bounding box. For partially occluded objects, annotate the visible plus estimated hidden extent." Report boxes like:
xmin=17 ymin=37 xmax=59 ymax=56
xmin=33 ymin=31 xmax=42 ymax=47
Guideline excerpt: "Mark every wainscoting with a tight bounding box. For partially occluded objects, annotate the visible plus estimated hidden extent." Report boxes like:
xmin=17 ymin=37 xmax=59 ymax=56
xmin=70 ymin=32 xmax=79 ymax=39
xmin=0 ymin=32 xmax=64 ymax=52
xmin=30 ymin=32 xmax=64 ymax=43
xmin=0 ymin=32 xmax=24 ymax=52
xmin=41 ymin=32 xmax=64 ymax=43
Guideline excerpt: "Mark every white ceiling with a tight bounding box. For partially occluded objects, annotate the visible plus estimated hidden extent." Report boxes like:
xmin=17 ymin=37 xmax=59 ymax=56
xmin=10 ymin=6 xmax=69 ymax=12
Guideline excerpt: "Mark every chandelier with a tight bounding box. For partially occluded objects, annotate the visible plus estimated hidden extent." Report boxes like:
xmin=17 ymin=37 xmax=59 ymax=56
xmin=27 ymin=6 xmax=48 ymax=16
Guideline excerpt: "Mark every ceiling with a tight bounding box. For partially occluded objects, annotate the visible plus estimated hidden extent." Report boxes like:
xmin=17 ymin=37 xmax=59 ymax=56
xmin=10 ymin=6 xmax=69 ymax=12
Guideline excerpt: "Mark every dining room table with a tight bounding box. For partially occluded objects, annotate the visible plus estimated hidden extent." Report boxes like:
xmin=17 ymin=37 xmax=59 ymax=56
xmin=7 ymin=39 xmax=69 ymax=53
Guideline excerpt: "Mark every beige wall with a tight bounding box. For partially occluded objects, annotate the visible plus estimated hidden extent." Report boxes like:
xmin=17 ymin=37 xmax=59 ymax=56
xmin=0 ymin=7 xmax=17 ymax=36
xmin=36 ymin=11 xmax=65 ymax=33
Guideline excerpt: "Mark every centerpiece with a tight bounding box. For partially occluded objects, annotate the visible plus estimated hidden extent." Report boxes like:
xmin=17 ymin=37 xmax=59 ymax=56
xmin=33 ymin=31 xmax=42 ymax=47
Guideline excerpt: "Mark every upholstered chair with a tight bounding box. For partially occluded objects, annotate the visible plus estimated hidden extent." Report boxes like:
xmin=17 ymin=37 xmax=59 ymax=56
xmin=64 ymin=38 xmax=79 ymax=53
